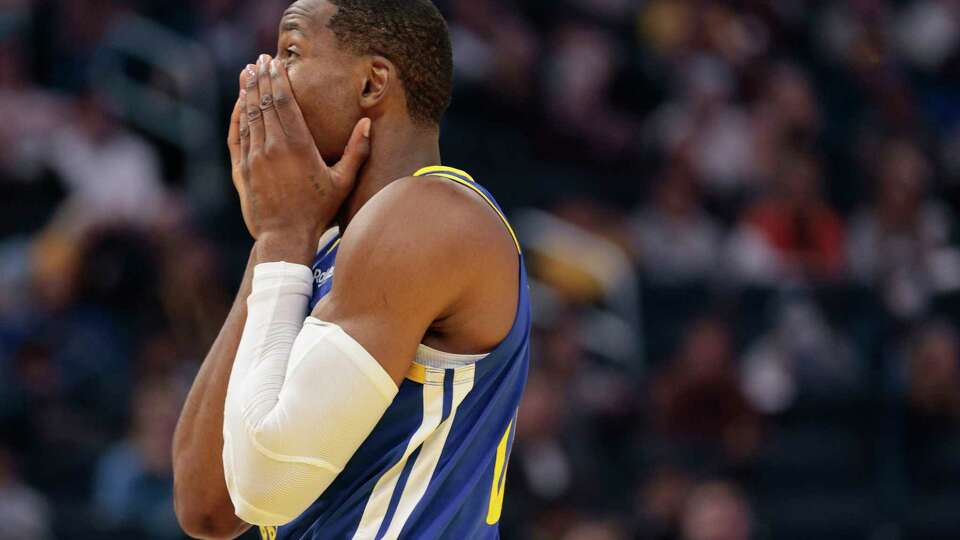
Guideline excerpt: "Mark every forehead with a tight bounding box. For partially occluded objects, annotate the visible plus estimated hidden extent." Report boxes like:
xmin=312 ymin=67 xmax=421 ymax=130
xmin=280 ymin=0 xmax=337 ymax=36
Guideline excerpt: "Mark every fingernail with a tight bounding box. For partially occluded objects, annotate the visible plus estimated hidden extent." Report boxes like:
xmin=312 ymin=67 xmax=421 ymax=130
xmin=240 ymin=89 xmax=246 ymax=97
xmin=270 ymin=59 xmax=279 ymax=78
xmin=246 ymin=66 xmax=257 ymax=83
xmin=363 ymin=119 xmax=371 ymax=138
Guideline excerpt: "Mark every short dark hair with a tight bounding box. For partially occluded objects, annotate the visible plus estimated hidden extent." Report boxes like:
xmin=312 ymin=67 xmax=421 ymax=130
xmin=327 ymin=0 xmax=453 ymax=125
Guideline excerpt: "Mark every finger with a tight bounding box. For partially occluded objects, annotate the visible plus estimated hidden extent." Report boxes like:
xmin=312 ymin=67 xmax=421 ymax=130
xmin=227 ymin=96 xmax=242 ymax=169
xmin=238 ymin=68 xmax=253 ymax=160
xmin=255 ymin=54 xmax=283 ymax=144
xmin=331 ymin=118 xmax=372 ymax=185
xmin=242 ymin=62 xmax=265 ymax=152
xmin=240 ymin=91 xmax=250 ymax=159
xmin=270 ymin=58 xmax=312 ymax=141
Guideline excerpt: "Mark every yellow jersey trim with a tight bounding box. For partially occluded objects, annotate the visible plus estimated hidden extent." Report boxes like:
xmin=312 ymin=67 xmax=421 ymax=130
xmin=324 ymin=238 xmax=341 ymax=258
xmin=414 ymin=165 xmax=476 ymax=183
xmin=406 ymin=363 xmax=427 ymax=384
xmin=485 ymin=416 xmax=513 ymax=524
xmin=412 ymin=166 xmax=521 ymax=254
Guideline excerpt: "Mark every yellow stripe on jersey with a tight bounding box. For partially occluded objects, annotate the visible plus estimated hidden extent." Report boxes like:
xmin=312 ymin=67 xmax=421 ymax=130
xmin=406 ymin=363 xmax=427 ymax=384
xmin=414 ymin=165 xmax=476 ymax=183
xmin=485 ymin=417 xmax=513 ymax=524
xmin=412 ymin=166 xmax=521 ymax=254
xmin=324 ymin=238 xmax=341 ymax=258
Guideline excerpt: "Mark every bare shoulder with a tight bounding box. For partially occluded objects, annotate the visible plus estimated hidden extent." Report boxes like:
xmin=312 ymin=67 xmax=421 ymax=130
xmin=340 ymin=175 xmax=517 ymax=272
xmin=328 ymin=174 xmax=519 ymax=353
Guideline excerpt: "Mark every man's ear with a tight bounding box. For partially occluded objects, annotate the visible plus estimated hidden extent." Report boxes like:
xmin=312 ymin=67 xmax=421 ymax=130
xmin=359 ymin=56 xmax=394 ymax=112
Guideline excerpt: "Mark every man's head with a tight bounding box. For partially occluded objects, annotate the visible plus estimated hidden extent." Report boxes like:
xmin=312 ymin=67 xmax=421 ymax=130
xmin=276 ymin=0 xmax=453 ymax=161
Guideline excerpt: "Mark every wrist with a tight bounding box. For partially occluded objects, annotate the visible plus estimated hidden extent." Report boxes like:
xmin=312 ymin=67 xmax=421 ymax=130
xmin=255 ymin=230 xmax=316 ymax=266
xmin=250 ymin=261 xmax=314 ymax=295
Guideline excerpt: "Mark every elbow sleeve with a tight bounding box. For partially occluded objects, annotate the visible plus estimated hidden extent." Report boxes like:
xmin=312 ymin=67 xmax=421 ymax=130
xmin=224 ymin=313 xmax=398 ymax=526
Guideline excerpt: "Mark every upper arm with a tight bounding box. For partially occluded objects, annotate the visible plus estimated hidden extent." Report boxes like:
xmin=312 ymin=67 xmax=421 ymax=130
xmin=310 ymin=177 xmax=501 ymax=384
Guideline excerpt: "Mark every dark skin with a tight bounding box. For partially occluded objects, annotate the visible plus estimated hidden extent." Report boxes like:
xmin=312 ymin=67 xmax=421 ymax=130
xmin=172 ymin=1 xmax=519 ymax=538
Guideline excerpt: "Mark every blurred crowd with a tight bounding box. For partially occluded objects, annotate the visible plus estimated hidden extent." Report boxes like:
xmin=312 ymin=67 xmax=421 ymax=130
xmin=0 ymin=0 xmax=959 ymax=539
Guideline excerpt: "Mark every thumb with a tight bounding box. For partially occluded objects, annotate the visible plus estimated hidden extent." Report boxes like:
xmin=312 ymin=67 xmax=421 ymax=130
xmin=331 ymin=118 xmax=371 ymax=188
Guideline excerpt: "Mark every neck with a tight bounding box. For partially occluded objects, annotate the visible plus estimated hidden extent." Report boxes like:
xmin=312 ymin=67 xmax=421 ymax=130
xmin=336 ymin=116 xmax=441 ymax=230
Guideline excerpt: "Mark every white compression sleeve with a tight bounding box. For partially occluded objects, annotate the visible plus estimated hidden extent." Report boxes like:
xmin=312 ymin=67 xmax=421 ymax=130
xmin=223 ymin=262 xmax=399 ymax=526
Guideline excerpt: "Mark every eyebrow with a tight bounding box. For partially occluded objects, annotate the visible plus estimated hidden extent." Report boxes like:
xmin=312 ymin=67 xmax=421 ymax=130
xmin=281 ymin=19 xmax=306 ymax=33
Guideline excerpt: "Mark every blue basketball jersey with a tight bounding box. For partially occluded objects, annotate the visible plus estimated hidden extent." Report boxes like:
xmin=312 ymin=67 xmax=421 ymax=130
xmin=259 ymin=166 xmax=531 ymax=540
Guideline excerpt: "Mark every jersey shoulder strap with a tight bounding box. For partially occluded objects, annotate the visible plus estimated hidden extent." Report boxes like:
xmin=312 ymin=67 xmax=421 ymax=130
xmin=413 ymin=165 xmax=521 ymax=254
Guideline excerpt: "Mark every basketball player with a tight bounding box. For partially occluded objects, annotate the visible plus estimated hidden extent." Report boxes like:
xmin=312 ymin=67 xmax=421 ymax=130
xmin=171 ymin=1 xmax=530 ymax=539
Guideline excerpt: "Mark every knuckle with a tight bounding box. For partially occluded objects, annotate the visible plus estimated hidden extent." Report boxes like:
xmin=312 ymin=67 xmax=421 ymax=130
xmin=273 ymin=92 xmax=291 ymax=107
xmin=259 ymin=94 xmax=274 ymax=110
xmin=239 ymin=126 xmax=250 ymax=139
xmin=246 ymin=107 xmax=262 ymax=122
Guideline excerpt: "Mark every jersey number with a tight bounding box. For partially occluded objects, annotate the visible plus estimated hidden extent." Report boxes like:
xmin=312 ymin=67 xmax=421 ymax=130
xmin=485 ymin=419 xmax=513 ymax=525
xmin=259 ymin=526 xmax=277 ymax=540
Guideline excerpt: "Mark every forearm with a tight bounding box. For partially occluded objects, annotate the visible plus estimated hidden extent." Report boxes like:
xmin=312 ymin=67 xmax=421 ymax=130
xmin=173 ymin=247 xmax=256 ymax=540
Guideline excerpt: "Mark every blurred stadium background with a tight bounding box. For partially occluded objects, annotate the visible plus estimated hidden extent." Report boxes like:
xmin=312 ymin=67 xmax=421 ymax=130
xmin=1 ymin=0 xmax=959 ymax=539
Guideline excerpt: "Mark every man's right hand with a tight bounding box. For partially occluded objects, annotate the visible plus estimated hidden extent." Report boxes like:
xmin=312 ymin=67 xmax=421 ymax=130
xmin=227 ymin=54 xmax=371 ymax=249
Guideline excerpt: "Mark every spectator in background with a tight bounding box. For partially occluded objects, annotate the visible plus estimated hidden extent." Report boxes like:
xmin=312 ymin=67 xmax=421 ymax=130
xmin=651 ymin=318 xmax=760 ymax=461
xmin=680 ymin=481 xmax=753 ymax=540
xmin=546 ymin=23 xmax=636 ymax=161
xmin=902 ymin=320 xmax=960 ymax=494
xmin=727 ymin=152 xmax=845 ymax=285
xmin=447 ymin=0 xmax=538 ymax=108
xmin=647 ymin=55 xmax=754 ymax=196
xmin=0 ymin=38 xmax=72 ymax=183
xmin=44 ymin=91 xmax=168 ymax=228
xmin=632 ymin=156 xmax=721 ymax=285
xmin=904 ymin=320 xmax=960 ymax=435
xmin=848 ymin=140 xmax=960 ymax=319
xmin=155 ymin=231 xmax=230 ymax=363
xmin=751 ymin=64 xmax=821 ymax=184
xmin=41 ymin=228 xmax=157 ymax=424
xmin=634 ymin=465 xmax=694 ymax=540
xmin=740 ymin=296 xmax=862 ymax=415
xmin=94 ymin=378 xmax=182 ymax=540
xmin=507 ymin=361 xmax=584 ymax=540
xmin=0 ymin=446 xmax=51 ymax=540
xmin=514 ymin=368 xmax=575 ymax=505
